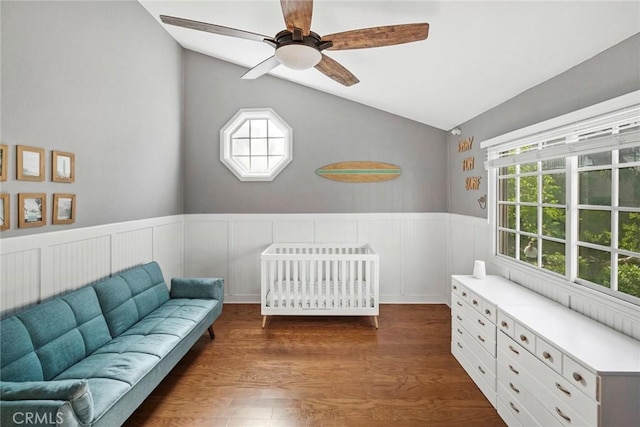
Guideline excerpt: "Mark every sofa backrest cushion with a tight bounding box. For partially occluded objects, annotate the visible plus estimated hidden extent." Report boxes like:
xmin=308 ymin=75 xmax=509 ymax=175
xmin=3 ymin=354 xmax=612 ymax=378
xmin=93 ymin=262 xmax=170 ymax=338
xmin=0 ymin=286 xmax=111 ymax=382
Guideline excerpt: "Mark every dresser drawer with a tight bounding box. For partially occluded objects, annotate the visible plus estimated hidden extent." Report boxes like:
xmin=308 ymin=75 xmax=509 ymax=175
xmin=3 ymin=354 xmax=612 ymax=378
xmin=536 ymin=337 xmax=563 ymax=375
xmin=498 ymin=311 xmax=515 ymax=338
xmin=498 ymin=392 xmax=536 ymax=427
xmin=451 ymin=280 xmax=463 ymax=297
xmin=481 ymin=300 xmax=498 ymax=324
xmin=563 ymin=355 xmax=598 ymax=402
xmin=498 ymin=331 xmax=527 ymax=363
xmin=501 ymin=337 xmax=598 ymax=425
xmin=452 ymin=335 xmax=497 ymax=408
xmin=514 ymin=322 xmax=536 ymax=354
xmin=453 ymin=318 xmax=496 ymax=378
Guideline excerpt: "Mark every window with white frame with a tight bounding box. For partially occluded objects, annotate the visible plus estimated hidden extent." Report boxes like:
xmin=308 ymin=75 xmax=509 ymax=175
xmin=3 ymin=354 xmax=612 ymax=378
xmin=484 ymin=93 xmax=640 ymax=303
xmin=220 ymin=108 xmax=292 ymax=181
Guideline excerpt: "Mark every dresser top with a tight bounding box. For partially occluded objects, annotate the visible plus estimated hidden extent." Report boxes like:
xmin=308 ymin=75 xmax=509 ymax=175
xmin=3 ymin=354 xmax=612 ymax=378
xmin=500 ymin=304 xmax=640 ymax=374
xmin=452 ymin=275 xmax=560 ymax=307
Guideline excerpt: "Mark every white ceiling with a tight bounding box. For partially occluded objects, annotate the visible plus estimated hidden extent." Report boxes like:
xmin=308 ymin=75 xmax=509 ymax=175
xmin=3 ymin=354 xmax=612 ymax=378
xmin=138 ymin=1 xmax=640 ymax=131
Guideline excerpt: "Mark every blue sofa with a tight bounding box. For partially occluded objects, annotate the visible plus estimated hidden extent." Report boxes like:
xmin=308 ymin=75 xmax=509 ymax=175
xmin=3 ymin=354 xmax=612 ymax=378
xmin=0 ymin=261 xmax=223 ymax=426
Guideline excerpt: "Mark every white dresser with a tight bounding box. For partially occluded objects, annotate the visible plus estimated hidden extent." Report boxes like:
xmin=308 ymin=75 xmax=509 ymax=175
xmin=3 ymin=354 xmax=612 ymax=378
xmin=451 ymin=275 xmax=640 ymax=426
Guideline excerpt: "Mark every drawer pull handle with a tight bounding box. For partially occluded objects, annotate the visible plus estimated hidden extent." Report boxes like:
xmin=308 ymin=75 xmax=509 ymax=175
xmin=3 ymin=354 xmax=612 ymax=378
xmin=485 ymin=309 xmax=491 ymax=315
xmin=555 ymin=382 xmax=572 ymax=396
xmin=519 ymin=334 xmax=528 ymax=343
xmin=472 ymin=299 xmax=479 ymax=306
xmin=509 ymin=402 xmax=520 ymax=414
xmin=478 ymin=366 xmax=485 ymax=374
xmin=456 ymin=301 xmax=463 ymax=307
xmin=508 ymin=345 xmax=520 ymax=355
xmin=509 ymin=364 xmax=519 ymax=375
xmin=457 ymin=328 xmax=463 ymax=335
xmin=477 ymin=319 xmax=485 ymax=326
xmin=572 ymin=372 xmax=583 ymax=382
xmin=543 ymin=351 xmax=552 ymax=360
xmin=501 ymin=321 xmax=508 ymax=328
xmin=457 ymin=342 xmax=463 ymax=349
xmin=456 ymin=315 xmax=463 ymax=321
xmin=556 ymin=407 xmax=571 ymax=422
xmin=509 ymin=382 xmax=520 ymax=394
xmin=462 ymin=292 xmax=467 ymax=297
xmin=477 ymin=335 xmax=485 ymax=343
xmin=453 ymin=285 xmax=457 ymax=290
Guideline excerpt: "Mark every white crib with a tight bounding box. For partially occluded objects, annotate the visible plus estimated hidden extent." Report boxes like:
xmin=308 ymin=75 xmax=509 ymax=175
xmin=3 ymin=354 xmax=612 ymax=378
xmin=260 ymin=243 xmax=380 ymax=328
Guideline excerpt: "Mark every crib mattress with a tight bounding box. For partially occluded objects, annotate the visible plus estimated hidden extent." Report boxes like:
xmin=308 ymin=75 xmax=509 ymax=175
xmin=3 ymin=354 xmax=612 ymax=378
xmin=264 ymin=281 xmax=375 ymax=309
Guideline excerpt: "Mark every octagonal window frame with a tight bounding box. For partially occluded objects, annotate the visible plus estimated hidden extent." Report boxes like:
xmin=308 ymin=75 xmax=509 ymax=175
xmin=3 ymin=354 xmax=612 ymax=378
xmin=220 ymin=108 xmax=293 ymax=181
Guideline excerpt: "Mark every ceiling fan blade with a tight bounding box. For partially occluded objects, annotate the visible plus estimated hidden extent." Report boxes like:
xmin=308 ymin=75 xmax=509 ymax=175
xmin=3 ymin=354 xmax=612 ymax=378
xmin=160 ymin=15 xmax=270 ymax=43
xmin=241 ymin=56 xmax=281 ymax=80
xmin=323 ymin=23 xmax=429 ymax=50
xmin=314 ymin=54 xmax=359 ymax=87
xmin=280 ymin=0 xmax=313 ymax=35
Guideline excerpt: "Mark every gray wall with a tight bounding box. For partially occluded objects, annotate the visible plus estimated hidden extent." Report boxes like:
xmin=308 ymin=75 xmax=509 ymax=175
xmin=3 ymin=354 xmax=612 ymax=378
xmin=0 ymin=0 xmax=183 ymax=237
xmin=183 ymin=51 xmax=447 ymax=213
xmin=448 ymin=32 xmax=640 ymax=218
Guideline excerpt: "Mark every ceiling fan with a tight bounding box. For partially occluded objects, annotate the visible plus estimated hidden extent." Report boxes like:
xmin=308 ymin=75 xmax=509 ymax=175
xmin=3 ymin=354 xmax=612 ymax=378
xmin=160 ymin=0 xmax=429 ymax=87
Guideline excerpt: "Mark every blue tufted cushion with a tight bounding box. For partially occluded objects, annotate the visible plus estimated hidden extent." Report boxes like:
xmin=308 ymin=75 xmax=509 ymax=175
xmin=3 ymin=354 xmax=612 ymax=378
xmin=0 ymin=317 xmax=43 ymax=382
xmin=94 ymin=276 xmax=139 ymax=338
xmin=93 ymin=262 xmax=170 ymax=337
xmin=17 ymin=299 xmax=86 ymax=381
xmin=60 ymin=287 xmax=112 ymax=355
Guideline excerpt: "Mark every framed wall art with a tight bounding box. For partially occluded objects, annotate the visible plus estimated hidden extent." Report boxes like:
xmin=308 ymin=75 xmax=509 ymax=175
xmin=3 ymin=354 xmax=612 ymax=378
xmin=52 ymin=193 xmax=76 ymax=225
xmin=52 ymin=150 xmax=75 ymax=183
xmin=0 ymin=144 xmax=7 ymax=181
xmin=18 ymin=193 xmax=46 ymax=228
xmin=0 ymin=193 xmax=9 ymax=231
xmin=17 ymin=145 xmax=45 ymax=181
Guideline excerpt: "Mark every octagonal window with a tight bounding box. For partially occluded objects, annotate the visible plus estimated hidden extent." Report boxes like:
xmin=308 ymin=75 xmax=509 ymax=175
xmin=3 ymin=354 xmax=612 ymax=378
xmin=220 ymin=108 xmax=293 ymax=181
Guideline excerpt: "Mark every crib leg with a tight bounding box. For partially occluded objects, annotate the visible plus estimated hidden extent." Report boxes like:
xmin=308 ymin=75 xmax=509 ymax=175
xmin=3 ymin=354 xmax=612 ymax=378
xmin=262 ymin=315 xmax=267 ymax=328
xmin=373 ymin=316 xmax=379 ymax=329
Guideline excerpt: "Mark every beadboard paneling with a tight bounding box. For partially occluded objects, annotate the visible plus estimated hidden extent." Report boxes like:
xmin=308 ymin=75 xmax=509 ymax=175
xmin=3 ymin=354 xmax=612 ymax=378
xmin=0 ymin=216 xmax=183 ymax=318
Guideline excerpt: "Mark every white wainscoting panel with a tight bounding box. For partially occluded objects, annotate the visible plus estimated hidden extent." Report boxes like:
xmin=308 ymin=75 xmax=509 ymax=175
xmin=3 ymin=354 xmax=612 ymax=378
xmin=0 ymin=216 xmax=183 ymax=317
xmin=185 ymin=220 xmax=229 ymax=280
xmin=112 ymin=227 xmax=153 ymax=273
xmin=185 ymin=213 xmax=450 ymax=303
xmin=229 ymin=221 xmax=273 ymax=298
xmin=49 ymin=236 xmax=111 ymax=300
xmin=357 ymin=219 xmax=402 ymax=298
xmin=0 ymin=249 xmax=40 ymax=315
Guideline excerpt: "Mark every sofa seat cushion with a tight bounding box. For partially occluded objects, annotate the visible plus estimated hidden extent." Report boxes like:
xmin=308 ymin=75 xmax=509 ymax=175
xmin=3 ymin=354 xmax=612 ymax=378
xmin=92 ymin=334 xmax=181 ymax=358
xmin=122 ymin=299 xmax=219 ymax=338
xmin=84 ymin=378 xmax=130 ymax=422
xmin=54 ymin=352 xmax=159 ymax=386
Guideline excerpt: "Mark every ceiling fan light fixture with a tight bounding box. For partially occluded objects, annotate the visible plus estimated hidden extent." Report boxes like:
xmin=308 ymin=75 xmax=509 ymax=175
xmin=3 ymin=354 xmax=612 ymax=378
xmin=275 ymin=44 xmax=322 ymax=70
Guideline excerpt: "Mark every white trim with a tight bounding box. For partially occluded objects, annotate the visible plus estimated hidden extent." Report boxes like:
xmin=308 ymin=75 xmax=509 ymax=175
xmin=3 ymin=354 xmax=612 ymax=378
xmin=481 ymin=90 xmax=640 ymax=149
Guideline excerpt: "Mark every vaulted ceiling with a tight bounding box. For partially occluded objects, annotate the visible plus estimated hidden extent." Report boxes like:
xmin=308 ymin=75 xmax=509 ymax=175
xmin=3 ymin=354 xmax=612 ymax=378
xmin=139 ymin=1 xmax=640 ymax=130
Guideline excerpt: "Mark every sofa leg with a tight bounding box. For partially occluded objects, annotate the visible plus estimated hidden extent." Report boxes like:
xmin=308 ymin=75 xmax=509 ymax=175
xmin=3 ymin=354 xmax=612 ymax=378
xmin=207 ymin=325 xmax=215 ymax=340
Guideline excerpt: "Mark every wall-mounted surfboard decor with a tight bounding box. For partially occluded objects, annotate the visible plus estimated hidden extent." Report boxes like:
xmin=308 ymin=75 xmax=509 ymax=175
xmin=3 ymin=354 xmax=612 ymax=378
xmin=315 ymin=161 xmax=401 ymax=183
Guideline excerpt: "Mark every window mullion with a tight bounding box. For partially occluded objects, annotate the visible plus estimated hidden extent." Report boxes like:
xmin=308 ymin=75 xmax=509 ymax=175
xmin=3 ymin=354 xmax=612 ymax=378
xmin=566 ymin=155 xmax=578 ymax=282
xmin=611 ymin=150 xmax=620 ymax=291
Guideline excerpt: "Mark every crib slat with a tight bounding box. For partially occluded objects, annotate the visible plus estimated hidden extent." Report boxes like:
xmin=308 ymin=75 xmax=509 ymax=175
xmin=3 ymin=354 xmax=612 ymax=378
xmin=365 ymin=260 xmax=371 ymax=308
xmin=293 ymin=260 xmax=299 ymax=309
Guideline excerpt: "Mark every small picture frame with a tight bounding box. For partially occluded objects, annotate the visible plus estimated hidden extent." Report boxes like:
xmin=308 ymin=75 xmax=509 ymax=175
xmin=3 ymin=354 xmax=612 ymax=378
xmin=17 ymin=145 xmax=45 ymax=181
xmin=18 ymin=193 xmax=46 ymax=228
xmin=0 ymin=193 xmax=9 ymax=231
xmin=0 ymin=144 xmax=7 ymax=182
xmin=52 ymin=193 xmax=76 ymax=225
xmin=52 ymin=150 xmax=75 ymax=183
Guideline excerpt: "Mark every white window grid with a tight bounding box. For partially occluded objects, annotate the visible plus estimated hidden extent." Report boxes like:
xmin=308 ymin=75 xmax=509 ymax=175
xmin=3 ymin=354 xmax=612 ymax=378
xmin=220 ymin=108 xmax=292 ymax=181
xmin=485 ymin=92 xmax=640 ymax=304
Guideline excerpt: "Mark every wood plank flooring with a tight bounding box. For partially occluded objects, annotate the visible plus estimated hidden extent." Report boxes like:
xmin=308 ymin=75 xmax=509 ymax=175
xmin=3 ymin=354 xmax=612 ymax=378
xmin=125 ymin=304 xmax=506 ymax=427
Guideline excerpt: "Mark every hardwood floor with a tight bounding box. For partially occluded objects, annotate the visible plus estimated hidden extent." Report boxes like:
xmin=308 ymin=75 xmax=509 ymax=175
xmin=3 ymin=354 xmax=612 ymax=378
xmin=125 ymin=304 xmax=506 ymax=427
